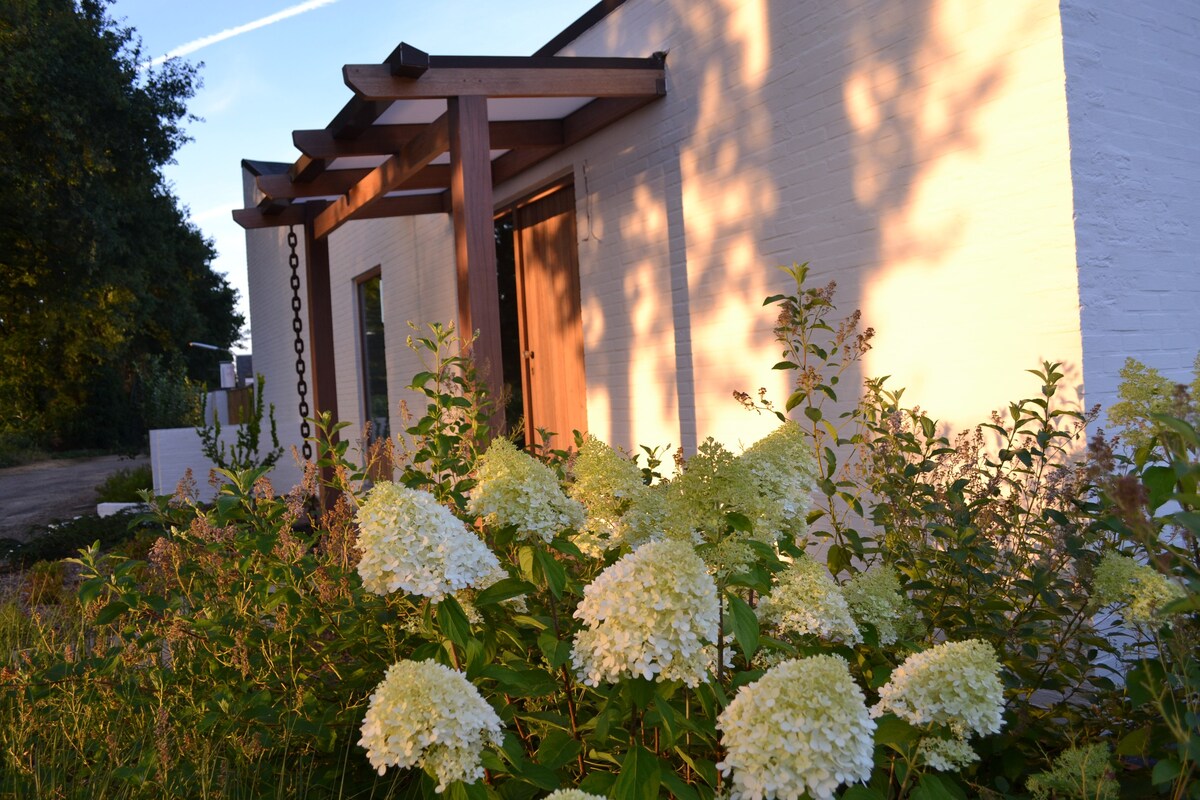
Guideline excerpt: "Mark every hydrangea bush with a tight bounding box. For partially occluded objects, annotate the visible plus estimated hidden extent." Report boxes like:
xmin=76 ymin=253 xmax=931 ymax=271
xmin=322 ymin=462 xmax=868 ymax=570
xmin=6 ymin=272 xmax=1197 ymax=800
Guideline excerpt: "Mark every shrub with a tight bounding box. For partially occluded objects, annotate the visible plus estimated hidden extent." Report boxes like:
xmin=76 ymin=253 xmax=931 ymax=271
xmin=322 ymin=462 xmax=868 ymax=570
xmin=1 ymin=269 xmax=1195 ymax=800
xmin=94 ymin=464 xmax=153 ymax=502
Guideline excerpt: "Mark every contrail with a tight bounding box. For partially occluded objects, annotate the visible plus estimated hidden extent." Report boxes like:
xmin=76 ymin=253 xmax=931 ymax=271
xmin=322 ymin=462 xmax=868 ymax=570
xmin=146 ymin=0 xmax=340 ymax=67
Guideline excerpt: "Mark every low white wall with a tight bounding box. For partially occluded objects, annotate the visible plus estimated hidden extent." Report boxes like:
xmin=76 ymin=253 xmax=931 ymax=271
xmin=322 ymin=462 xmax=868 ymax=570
xmin=150 ymin=427 xmax=304 ymax=503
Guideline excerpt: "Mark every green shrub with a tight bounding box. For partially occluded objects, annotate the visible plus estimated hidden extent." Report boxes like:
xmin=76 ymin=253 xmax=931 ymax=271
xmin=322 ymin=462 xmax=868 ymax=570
xmin=94 ymin=464 xmax=153 ymax=502
xmin=1 ymin=267 xmax=1196 ymax=799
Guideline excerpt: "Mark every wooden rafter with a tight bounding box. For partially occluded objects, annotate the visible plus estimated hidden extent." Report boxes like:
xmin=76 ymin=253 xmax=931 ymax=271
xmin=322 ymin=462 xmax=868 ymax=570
xmin=311 ymin=114 xmax=450 ymax=239
xmin=292 ymin=119 xmax=563 ymax=159
xmin=258 ymin=164 xmax=452 ymax=200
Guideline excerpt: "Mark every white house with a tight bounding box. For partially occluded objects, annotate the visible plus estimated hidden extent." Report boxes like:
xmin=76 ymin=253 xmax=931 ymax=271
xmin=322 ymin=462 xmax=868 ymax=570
xmin=236 ymin=0 xmax=1200 ymax=488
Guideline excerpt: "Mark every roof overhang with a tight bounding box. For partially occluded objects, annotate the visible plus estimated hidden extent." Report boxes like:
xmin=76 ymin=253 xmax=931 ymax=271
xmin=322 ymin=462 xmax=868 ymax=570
xmin=234 ymin=43 xmax=667 ymax=237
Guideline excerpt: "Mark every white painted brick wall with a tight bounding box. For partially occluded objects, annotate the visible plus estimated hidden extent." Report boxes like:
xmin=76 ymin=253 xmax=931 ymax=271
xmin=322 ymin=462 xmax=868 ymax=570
xmin=242 ymin=168 xmax=306 ymax=491
xmin=246 ymin=0 xmax=1199 ymax=463
xmin=1061 ymin=0 xmax=1200 ymax=415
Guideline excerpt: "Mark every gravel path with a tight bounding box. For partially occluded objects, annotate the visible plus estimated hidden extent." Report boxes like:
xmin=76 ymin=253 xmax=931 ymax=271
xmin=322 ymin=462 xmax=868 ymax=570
xmin=0 ymin=454 xmax=150 ymax=542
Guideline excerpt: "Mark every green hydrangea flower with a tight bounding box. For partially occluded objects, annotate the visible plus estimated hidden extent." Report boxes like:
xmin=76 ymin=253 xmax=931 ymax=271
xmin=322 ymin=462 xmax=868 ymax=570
xmin=758 ymin=553 xmax=862 ymax=645
xmin=467 ymin=438 xmax=585 ymax=542
xmin=1092 ymin=551 xmax=1185 ymax=625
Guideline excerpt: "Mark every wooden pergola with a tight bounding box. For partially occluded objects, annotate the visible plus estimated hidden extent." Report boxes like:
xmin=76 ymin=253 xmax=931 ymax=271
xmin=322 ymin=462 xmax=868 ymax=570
xmin=234 ymin=43 xmax=667 ymax=434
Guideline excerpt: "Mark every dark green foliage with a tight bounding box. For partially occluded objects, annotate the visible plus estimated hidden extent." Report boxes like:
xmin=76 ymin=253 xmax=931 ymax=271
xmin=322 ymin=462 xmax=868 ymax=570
xmin=0 ymin=0 xmax=242 ymax=451
xmin=0 ymin=508 xmax=148 ymax=567
xmin=197 ymin=374 xmax=282 ymax=472
xmin=94 ymin=463 xmax=152 ymax=502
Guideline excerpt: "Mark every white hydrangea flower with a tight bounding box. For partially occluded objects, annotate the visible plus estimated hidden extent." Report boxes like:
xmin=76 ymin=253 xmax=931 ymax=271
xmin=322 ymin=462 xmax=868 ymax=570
xmin=467 ymin=438 xmax=585 ymax=543
xmin=757 ymin=554 xmax=862 ymax=645
xmin=359 ymin=659 xmax=503 ymax=791
xmin=356 ymin=482 xmax=500 ymax=601
xmin=738 ymin=420 xmax=819 ymax=539
xmin=918 ymin=736 xmax=978 ymax=771
xmin=1092 ymin=551 xmax=1186 ymax=625
xmin=618 ymin=482 xmax=670 ymax=550
xmin=872 ymin=639 xmax=1005 ymax=737
xmin=569 ymin=435 xmax=648 ymax=555
xmin=717 ymin=655 xmax=876 ymax=800
xmin=544 ymin=791 xmax=608 ymax=800
xmin=572 ymin=539 xmax=719 ymax=687
xmin=843 ymin=565 xmax=911 ymax=645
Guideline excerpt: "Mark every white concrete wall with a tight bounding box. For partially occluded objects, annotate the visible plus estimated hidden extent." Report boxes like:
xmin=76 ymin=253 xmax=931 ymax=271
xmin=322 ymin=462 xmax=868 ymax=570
xmin=1061 ymin=0 xmax=1200 ymax=414
xmin=150 ymin=426 xmax=248 ymax=503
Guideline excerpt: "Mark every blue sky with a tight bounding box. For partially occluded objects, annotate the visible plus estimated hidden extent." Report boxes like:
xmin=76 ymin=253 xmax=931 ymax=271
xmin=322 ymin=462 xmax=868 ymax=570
xmin=109 ymin=0 xmax=597 ymax=350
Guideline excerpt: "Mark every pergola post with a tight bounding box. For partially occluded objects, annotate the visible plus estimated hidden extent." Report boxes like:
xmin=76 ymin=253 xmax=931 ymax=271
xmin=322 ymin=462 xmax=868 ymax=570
xmin=302 ymin=213 xmax=340 ymax=505
xmin=448 ymin=95 xmax=505 ymax=436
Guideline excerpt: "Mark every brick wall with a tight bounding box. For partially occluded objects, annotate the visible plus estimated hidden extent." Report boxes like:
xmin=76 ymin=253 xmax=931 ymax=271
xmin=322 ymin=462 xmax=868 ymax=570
xmin=511 ymin=0 xmax=1084 ymax=452
xmin=1062 ymin=0 xmax=1200 ymax=415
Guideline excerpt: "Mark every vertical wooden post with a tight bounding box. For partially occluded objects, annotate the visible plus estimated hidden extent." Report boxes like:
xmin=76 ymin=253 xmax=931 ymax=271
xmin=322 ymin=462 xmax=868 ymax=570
xmin=303 ymin=212 xmax=341 ymax=507
xmin=448 ymin=95 xmax=505 ymax=436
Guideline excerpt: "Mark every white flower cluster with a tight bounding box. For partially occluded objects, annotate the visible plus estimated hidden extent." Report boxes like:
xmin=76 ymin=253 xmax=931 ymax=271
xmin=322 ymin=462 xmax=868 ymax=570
xmin=572 ymin=539 xmax=719 ymax=687
xmin=918 ymin=736 xmax=978 ymax=771
xmin=544 ymin=791 xmax=607 ymax=800
xmin=843 ymin=565 xmax=910 ymax=645
xmin=1093 ymin=551 xmax=1185 ymax=625
xmin=356 ymin=482 xmax=500 ymax=601
xmin=739 ymin=420 xmax=818 ymax=539
xmin=717 ymin=655 xmax=876 ymax=800
xmin=467 ymin=438 xmax=585 ymax=542
xmin=568 ymin=435 xmax=648 ymax=555
xmin=757 ymin=554 xmax=862 ymax=645
xmin=872 ymin=639 xmax=1005 ymax=737
xmin=359 ymin=659 xmax=503 ymax=791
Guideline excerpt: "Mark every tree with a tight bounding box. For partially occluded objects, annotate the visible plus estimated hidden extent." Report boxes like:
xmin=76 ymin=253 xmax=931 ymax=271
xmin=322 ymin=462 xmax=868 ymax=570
xmin=0 ymin=0 xmax=242 ymax=450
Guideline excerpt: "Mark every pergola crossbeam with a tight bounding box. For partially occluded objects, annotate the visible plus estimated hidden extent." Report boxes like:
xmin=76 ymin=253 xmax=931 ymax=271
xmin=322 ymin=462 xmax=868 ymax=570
xmin=344 ymin=54 xmax=666 ymax=100
xmin=312 ymin=114 xmax=450 ymax=239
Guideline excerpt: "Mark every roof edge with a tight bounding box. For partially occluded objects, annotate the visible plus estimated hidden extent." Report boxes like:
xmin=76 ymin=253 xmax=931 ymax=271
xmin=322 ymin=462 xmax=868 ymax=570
xmin=533 ymin=0 xmax=628 ymax=57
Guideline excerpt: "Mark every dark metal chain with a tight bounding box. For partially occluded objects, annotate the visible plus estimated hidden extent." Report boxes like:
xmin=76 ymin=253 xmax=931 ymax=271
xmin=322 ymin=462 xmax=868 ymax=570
xmin=287 ymin=226 xmax=313 ymax=460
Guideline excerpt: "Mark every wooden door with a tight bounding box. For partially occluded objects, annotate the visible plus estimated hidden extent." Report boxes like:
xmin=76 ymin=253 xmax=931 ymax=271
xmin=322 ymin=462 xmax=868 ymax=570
xmin=513 ymin=184 xmax=587 ymax=449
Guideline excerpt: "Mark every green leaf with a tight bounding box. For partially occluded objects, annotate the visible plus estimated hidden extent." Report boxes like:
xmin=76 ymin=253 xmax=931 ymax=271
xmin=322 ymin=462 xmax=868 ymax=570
xmin=804 ymin=406 xmax=822 ymax=423
xmin=912 ymin=773 xmax=966 ymax=800
xmin=1114 ymin=726 xmax=1150 ymax=757
xmin=611 ymin=744 xmax=661 ymax=800
xmin=726 ymin=593 xmax=760 ymax=659
xmin=549 ymin=537 xmax=585 ymax=558
xmin=660 ymin=771 xmax=699 ymax=800
xmin=533 ymin=548 xmax=566 ymax=599
xmin=475 ymin=578 xmax=535 ymax=607
xmin=94 ymin=600 xmax=129 ymax=626
xmin=873 ymin=714 xmax=920 ymax=748
xmin=1152 ymin=757 xmax=1182 ymax=786
xmin=841 ymin=788 xmax=886 ymax=800
xmin=537 ymin=631 xmax=573 ymax=670
xmin=726 ymin=511 xmax=753 ymax=534
xmin=436 ymin=596 xmax=473 ymax=649
xmin=1143 ymin=465 xmax=1178 ymax=509
xmin=536 ymin=730 xmax=581 ymax=770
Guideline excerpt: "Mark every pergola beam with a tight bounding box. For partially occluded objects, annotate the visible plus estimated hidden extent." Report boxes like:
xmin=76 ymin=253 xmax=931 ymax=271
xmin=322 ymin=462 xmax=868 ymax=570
xmin=234 ymin=193 xmax=446 ymax=230
xmin=292 ymin=119 xmax=563 ymax=159
xmin=344 ymin=58 xmax=665 ymax=100
xmin=258 ymin=164 xmax=453 ymax=200
xmin=311 ymin=115 xmax=450 ymax=239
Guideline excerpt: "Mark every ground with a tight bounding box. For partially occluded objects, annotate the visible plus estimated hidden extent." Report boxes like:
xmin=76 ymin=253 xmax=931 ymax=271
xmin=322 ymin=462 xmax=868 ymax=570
xmin=0 ymin=454 xmax=150 ymax=542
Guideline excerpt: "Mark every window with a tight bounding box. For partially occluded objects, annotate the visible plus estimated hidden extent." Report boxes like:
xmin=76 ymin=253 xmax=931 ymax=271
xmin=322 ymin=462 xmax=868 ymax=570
xmin=357 ymin=270 xmax=389 ymax=442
